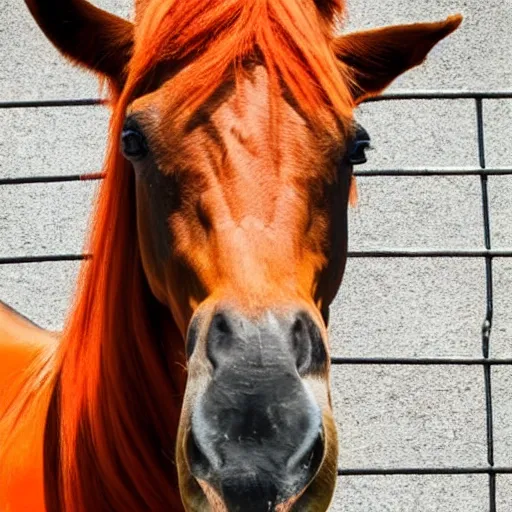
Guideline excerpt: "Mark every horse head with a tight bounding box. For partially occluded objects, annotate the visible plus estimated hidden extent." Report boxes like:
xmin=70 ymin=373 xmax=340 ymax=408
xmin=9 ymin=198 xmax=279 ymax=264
xmin=24 ymin=0 xmax=461 ymax=509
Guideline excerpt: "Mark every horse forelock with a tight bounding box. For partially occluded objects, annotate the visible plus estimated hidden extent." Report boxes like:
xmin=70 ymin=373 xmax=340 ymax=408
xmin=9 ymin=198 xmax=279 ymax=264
xmin=125 ymin=0 xmax=353 ymax=131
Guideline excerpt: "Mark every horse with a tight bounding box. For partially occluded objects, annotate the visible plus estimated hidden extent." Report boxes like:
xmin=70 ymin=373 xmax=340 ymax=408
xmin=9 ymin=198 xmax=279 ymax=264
xmin=0 ymin=0 xmax=461 ymax=510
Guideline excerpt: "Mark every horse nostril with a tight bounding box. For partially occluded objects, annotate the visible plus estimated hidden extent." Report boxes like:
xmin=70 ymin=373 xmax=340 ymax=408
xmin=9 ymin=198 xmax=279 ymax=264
xmin=187 ymin=429 xmax=212 ymax=477
xmin=212 ymin=312 xmax=231 ymax=335
xmin=289 ymin=431 xmax=324 ymax=479
xmin=206 ymin=312 xmax=236 ymax=369
xmin=291 ymin=315 xmax=311 ymax=373
xmin=291 ymin=312 xmax=327 ymax=375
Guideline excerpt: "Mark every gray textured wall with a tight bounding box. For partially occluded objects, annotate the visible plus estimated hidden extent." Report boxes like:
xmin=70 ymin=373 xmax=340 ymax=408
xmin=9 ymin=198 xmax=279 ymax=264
xmin=1 ymin=0 xmax=511 ymax=509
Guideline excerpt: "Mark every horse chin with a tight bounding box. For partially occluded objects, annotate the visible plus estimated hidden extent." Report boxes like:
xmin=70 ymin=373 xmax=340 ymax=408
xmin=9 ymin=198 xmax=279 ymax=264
xmin=177 ymin=411 xmax=338 ymax=512
xmin=194 ymin=480 xmax=304 ymax=512
xmin=186 ymin=466 xmax=337 ymax=512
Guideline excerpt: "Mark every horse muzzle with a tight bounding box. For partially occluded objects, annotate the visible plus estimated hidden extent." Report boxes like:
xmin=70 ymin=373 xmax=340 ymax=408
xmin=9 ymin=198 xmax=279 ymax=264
xmin=182 ymin=307 xmax=328 ymax=511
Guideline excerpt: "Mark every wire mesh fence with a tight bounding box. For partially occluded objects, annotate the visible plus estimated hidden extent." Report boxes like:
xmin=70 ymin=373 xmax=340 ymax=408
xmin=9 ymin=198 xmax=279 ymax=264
xmin=1 ymin=91 xmax=511 ymax=511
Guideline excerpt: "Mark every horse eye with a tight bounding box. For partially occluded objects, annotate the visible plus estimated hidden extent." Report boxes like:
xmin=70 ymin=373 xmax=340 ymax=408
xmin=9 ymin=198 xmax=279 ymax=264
xmin=348 ymin=123 xmax=371 ymax=165
xmin=121 ymin=128 xmax=148 ymax=160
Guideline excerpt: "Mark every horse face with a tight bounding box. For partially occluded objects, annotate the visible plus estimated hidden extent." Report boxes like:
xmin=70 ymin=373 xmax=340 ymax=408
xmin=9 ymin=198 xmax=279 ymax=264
xmin=124 ymin=65 xmax=350 ymax=509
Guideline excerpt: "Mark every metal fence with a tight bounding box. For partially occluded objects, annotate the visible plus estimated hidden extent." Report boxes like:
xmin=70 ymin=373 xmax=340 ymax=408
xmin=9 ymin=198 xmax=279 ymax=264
xmin=1 ymin=91 xmax=512 ymax=511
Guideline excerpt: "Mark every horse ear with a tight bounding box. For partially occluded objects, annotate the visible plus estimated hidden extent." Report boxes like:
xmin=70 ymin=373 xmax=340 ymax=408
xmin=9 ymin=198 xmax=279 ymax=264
xmin=334 ymin=15 xmax=462 ymax=103
xmin=313 ymin=0 xmax=344 ymax=23
xmin=25 ymin=0 xmax=134 ymax=87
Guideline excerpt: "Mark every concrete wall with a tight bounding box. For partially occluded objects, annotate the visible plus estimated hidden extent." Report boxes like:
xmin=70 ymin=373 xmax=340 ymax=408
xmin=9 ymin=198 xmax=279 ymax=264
xmin=1 ymin=0 xmax=511 ymax=509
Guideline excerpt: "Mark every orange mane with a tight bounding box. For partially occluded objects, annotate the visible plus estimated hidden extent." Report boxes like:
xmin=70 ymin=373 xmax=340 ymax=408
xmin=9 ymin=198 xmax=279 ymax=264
xmin=1 ymin=0 xmax=355 ymax=509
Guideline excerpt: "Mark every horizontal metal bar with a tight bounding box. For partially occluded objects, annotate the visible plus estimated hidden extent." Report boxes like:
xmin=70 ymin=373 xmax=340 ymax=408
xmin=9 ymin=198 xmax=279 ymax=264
xmin=0 ymin=173 xmax=104 ymax=185
xmin=1 ymin=92 xmax=511 ymax=110
xmin=364 ymin=91 xmax=512 ymax=101
xmin=0 ymin=98 xmax=104 ymax=109
xmin=0 ymin=254 xmax=89 ymax=264
xmin=338 ymin=466 xmax=512 ymax=476
xmin=4 ymin=248 xmax=512 ymax=265
xmin=354 ymin=167 xmax=512 ymax=177
xmin=348 ymin=249 xmax=512 ymax=258
xmin=3 ymin=167 xmax=512 ymax=186
xmin=331 ymin=357 xmax=512 ymax=366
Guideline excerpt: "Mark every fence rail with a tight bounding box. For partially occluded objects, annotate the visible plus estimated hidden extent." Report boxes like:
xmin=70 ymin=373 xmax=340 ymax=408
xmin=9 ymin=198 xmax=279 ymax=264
xmin=2 ymin=90 xmax=511 ymax=511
